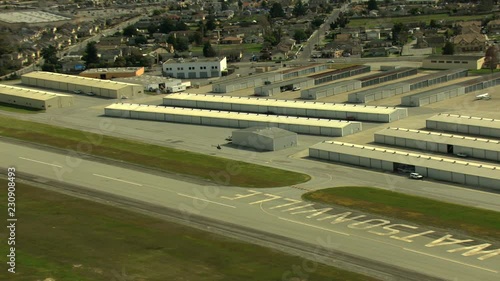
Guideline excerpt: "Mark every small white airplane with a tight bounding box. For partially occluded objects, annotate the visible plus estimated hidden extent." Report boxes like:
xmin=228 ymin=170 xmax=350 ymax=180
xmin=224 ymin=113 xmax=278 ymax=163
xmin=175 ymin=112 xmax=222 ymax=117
xmin=475 ymin=93 xmax=491 ymax=100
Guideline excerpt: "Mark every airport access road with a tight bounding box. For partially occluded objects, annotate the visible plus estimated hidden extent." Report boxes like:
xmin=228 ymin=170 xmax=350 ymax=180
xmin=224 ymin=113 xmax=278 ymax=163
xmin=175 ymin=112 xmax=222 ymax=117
xmin=1 ymin=141 xmax=499 ymax=281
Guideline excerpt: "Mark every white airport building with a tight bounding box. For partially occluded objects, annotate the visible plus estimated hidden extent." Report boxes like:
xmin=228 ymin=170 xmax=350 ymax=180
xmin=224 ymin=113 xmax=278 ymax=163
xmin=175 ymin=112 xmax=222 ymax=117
xmin=104 ymin=103 xmax=362 ymax=137
xmin=309 ymin=141 xmax=500 ymax=190
xmin=426 ymin=114 xmax=500 ymax=139
xmin=374 ymin=127 xmax=500 ymax=162
xmin=21 ymin=71 xmax=143 ymax=98
xmin=0 ymin=84 xmax=73 ymax=110
xmin=162 ymin=57 xmax=227 ymax=78
xmin=162 ymin=93 xmax=408 ymax=123
xmin=232 ymin=127 xmax=298 ymax=151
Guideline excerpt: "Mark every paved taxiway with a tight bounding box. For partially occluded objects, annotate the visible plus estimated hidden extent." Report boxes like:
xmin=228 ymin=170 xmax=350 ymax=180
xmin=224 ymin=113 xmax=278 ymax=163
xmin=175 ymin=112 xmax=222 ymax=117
xmin=1 ymin=141 xmax=499 ymax=281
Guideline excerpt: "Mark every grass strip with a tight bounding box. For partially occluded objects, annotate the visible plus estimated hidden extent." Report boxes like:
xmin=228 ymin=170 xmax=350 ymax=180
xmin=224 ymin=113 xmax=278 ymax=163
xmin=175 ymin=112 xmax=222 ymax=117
xmin=303 ymin=186 xmax=500 ymax=240
xmin=0 ymin=179 xmax=379 ymax=281
xmin=0 ymin=115 xmax=310 ymax=187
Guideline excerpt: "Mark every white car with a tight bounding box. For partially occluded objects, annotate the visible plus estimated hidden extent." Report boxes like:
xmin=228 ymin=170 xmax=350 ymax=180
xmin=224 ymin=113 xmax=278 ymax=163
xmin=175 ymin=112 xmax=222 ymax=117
xmin=292 ymin=87 xmax=301 ymax=91
xmin=327 ymin=60 xmax=334 ymax=63
xmin=456 ymin=153 xmax=468 ymax=158
xmin=409 ymin=173 xmax=423 ymax=179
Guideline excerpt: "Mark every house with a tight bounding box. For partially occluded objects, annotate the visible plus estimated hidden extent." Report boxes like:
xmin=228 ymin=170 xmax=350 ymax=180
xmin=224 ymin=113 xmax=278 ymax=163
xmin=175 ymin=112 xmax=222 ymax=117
xmin=365 ymin=39 xmax=392 ymax=48
xmin=99 ymin=49 xmax=122 ymax=64
xmin=244 ymin=35 xmax=264 ymax=44
xmin=455 ymin=21 xmax=482 ymax=34
xmin=272 ymin=51 xmax=288 ymax=61
xmin=487 ymin=19 xmax=500 ymax=35
xmin=335 ymin=33 xmax=351 ymax=42
xmin=61 ymin=60 xmax=86 ymax=73
xmin=425 ymin=36 xmax=446 ymax=48
xmin=221 ymin=36 xmax=242 ymax=44
xmin=452 ymin=34 xmax=488 ymax=53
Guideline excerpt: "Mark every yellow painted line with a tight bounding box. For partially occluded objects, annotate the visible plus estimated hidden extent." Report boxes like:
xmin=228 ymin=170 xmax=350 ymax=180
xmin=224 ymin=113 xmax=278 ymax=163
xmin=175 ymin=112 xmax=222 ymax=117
xmin=93 ymin=173 xmax=142 ymax=186
xmin=278 ymin=217 xmax=350 ymax=236
xmin=177 ymin=193 xmax=236 ymax=209
xmin=403 ymin=248 xmax=499 ymax=274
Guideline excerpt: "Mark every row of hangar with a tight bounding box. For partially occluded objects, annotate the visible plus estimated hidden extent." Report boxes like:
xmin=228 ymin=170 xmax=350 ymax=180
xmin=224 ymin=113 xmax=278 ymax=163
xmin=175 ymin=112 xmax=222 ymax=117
xmin=104 ymin=103 xmax=362 ymax=137
xmin=162 ymin=93 xmax=408 ymax=123
xmin=309 ymin=114 xmax=500 ymax=190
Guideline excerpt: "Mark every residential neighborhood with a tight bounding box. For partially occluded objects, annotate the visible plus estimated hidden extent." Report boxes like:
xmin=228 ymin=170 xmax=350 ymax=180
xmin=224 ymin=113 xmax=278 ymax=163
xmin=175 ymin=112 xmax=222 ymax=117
xmin=3 ymin=0 xmax=500 ymax=78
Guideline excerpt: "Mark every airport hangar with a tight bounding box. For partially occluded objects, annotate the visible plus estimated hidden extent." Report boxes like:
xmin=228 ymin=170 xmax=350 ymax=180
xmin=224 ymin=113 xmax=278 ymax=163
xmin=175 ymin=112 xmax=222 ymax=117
xmin=0 ymin=84 xmax=73 ymax=110
xmin=426 ymin=114 xmax=500 ymax=139
xmin=374 ymin=127 xmax=500 ymax=162
xmin=21 ymin=71 xmax=144 ymax=98
xmin=211 ymin=64 xmax=327 ymax=94
xmin=309 ymin=141 xmax=500 ymax=190
xmin=300 ymin=67 xmax=418 ymax=100
xmin=347 ymin=68 xmax=469 ymax=103
xmin=79 ymin=67 xmax=145 ymax=80
xmin=104 ymin=103 xmax=362 ymax=137
xmin=112 ymin=75 xmax=189 ymax=93
xmin=162 ymin=93 xmax=408 ymax=123
xmin=401 ymin=72 xmax=500 ymax=107
xmin=232 ymin=127 xmax=298 ymax=151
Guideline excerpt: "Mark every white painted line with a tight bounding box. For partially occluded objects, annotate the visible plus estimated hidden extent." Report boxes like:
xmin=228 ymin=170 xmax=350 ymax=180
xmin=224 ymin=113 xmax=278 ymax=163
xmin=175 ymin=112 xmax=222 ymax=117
xmin=19 ymin=157 xmax=62 ymax=168
xmin=279 ymin=217 xmax=350 ymax=236
xmin=177 ymin=193 xmax=236 ymax=209
xmin=93 ymin=174 xmax=143 ymax=186
xmin=403 ymin=248 xmax=498 ymax=274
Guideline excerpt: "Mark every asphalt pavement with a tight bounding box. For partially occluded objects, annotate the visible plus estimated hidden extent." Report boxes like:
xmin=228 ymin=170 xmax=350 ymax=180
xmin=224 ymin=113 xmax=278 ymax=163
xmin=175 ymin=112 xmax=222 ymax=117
xmin=1 ymin=140 xmax=499 ymax=281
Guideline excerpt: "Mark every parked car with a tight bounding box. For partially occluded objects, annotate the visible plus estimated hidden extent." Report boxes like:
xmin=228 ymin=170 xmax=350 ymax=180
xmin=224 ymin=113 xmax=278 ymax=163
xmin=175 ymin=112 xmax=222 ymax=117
xmin=456 ymin=153 xmax=468 ymax=158
xmin=327 ymin=60 xmax=334 ymax=63
xmin=409 ymin=172 xmax=423 ymax=179
xmin=225 ymin=136 xmax=232 ymax=141
xmin=121 ymin=96 xmax=128 ymax=99
xmin=73 ymin=90 xmax=83 ymax=94
xmin=292 ymin=87 xmax=301 ymax=91
xmin=86 ymin=91 xmax=96 ymax=96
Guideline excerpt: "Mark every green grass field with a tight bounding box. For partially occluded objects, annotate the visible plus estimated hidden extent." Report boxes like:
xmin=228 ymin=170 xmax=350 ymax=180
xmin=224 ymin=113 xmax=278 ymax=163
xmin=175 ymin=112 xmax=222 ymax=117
xmin=303 ymin=187 xmax=500 ymax=240
xmin=0 ymin=179 xmax=379 ymax=281
xmin=348 ymin=13 xmax=492 ymax=28
xmin=0 ymin=102 xmax=44 ymax=114
xmin=0 ymin=115 xmax=310 ymax=187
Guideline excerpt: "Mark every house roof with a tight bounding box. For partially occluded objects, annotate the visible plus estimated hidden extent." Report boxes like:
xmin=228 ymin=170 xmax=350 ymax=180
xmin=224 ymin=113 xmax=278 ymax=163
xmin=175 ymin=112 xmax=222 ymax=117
xmin=452 ymin=33 xmax=487 ymax=44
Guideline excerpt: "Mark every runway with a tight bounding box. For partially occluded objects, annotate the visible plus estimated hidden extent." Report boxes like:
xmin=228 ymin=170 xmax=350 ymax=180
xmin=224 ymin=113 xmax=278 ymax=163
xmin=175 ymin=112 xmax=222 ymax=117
xmin=2 ymin=140 xmax=499 ymax=281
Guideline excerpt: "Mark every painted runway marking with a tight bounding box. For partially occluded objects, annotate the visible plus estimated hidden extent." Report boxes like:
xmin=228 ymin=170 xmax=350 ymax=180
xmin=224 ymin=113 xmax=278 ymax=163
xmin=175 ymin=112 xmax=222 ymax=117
xmin=403 ymin=248 xmax=499 ymax=274
xmin=278 ymin=217 xmax=350 ymax=236
xmin=93 ymin=174 xmax=143 ymax=186
xmin=19 ymin=157 xmax=62 ymax=168
xmin=178 ymin=193 xmax=236 ymax=208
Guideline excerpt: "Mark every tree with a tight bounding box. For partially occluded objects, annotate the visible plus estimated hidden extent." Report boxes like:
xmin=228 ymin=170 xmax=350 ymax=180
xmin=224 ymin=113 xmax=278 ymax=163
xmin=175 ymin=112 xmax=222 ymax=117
xmin=367 ymin=0 xmax=378 ymax=11
xmin=175 ymin=21 xmax=188 ymax=31
xmin=114 ymin=56 xmax=127 ymax=67
xmin=269 ymin=3 xmax=285 ymax=18
xmin=477 ymin=0 xmax=494 ymax=12
xmin=311 ymin=17 xmax=324 ymax=29
xmin=175 ymin=37 xmax=190 ymax=52
xmin=442 ymin=42 xmax=455 ymax=55
xmin=391 ymin=22 xmax=409 ymax=46
xmin=205 ymin=15 xmax=217 ymax=31
xmin=134 ymin=35 xmax=148 ymax=45
xmin=189 ymin=32 xmax=203 ymax=45
xmin=147 ymin=24 xmax=158 ymax=34
xmin=293 ymin=0 xmax=307 ymax=17
xmin=429 ymin=19 xmax=439 ymax=28
xmin=82 ymin=41 xmax=99 ymax=68
xmin=484 ymin=45 xmax=499 ymax=72
xmin=159 ymin=19 xmax=175 ymax=34
xmin=41 ymin=45 xmax=61 ymax=72
xmin=238 ymin=0 xmax=243 ymax=10
xmin=123 ymin=25 xmax=138 ymax=37
xmin=203 ymin=42 xmax=217 ymax=57
xmin=293 ymin=29 xmax=308 ymax=43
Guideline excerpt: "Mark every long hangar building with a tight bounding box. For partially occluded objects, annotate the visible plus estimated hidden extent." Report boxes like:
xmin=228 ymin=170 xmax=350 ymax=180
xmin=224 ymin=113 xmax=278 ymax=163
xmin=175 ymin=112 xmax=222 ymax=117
xmin=21 ymin=71 xmax=143 ymax=98
xmin=104 ymin=103 xmax=362 ymax=137
xmin=162 ymin=93 xmax=408 ymax=123
xmin=0 ymin=84 xmax=73 ymax=110
xmin=309 ymin=141 xmax=500 ymax=190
